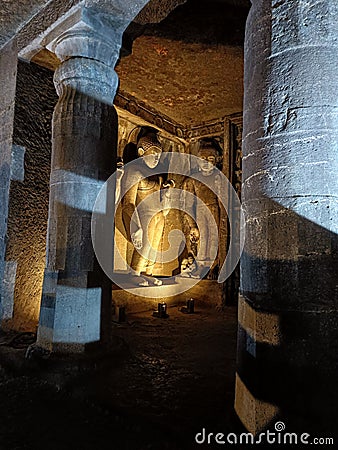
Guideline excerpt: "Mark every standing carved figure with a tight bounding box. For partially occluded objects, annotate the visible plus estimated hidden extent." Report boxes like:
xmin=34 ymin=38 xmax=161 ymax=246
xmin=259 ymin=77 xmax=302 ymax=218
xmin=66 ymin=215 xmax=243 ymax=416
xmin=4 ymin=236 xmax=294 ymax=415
xmin=181 ymin=139 xmax=223 ymax=278
xmin=121 ymin=127 xmax=165 ymax=287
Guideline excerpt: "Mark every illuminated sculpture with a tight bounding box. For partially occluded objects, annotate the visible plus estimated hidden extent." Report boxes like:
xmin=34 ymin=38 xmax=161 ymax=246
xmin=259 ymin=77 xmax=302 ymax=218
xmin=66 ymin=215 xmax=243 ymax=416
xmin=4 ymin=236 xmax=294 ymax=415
xmin=181 ymin=139 xmax=223 ymax=277
xmin=180 ymin=252 xmax=199 ymax=278
xmin=121 ymin=127 xmax=165 ymax=287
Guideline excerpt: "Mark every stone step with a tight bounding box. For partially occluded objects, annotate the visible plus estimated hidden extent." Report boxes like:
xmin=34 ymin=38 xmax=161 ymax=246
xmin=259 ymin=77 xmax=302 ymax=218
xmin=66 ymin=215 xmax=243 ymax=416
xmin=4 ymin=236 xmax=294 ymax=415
xmin=112 ymin=272 xmax=222 ymax=313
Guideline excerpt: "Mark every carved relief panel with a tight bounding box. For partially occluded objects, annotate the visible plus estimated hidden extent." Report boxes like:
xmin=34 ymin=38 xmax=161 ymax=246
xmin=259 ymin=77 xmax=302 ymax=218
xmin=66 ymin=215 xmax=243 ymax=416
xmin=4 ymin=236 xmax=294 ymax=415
xmin=114 ymin=106 xmax=242 ymax=295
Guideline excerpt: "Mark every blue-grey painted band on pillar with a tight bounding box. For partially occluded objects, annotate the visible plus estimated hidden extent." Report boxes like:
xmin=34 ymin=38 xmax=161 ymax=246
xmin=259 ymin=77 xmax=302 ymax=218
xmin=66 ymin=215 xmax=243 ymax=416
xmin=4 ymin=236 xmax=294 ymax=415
xmin=11 ymin=145 xmax=26 ymax=182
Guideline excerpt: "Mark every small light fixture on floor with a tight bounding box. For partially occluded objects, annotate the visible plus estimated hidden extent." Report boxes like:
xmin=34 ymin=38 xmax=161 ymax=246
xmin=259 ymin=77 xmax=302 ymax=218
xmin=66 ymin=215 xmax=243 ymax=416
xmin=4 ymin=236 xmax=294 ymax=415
xmin=118 ymin=306 xmax=126 ymax=322
xmin=153 ymin=302 xmax=169 ymax=318
xmin=180 ymin=298 xmax=195 ymax=314
xmin=113 ymin=305 xmax=126 ymax=323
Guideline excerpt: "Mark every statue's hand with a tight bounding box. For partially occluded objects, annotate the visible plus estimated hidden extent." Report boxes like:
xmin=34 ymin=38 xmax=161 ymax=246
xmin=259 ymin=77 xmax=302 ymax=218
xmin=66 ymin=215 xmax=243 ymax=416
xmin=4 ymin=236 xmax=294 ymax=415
xmin=131 ymin=228 xmax=143 ymax=249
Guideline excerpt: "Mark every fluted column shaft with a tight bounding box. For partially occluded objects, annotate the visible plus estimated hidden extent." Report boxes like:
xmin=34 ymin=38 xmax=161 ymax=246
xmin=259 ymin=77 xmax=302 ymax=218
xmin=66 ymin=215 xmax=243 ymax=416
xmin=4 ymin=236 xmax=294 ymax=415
xmin=37 ymin=12 xmax=120 ymax=352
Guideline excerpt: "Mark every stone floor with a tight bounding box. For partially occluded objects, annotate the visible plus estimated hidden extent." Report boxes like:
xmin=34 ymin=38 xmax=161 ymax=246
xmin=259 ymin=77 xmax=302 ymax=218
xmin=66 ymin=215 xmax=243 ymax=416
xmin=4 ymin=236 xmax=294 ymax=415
xmin=0 ymin=304 xmax=246 ymax=449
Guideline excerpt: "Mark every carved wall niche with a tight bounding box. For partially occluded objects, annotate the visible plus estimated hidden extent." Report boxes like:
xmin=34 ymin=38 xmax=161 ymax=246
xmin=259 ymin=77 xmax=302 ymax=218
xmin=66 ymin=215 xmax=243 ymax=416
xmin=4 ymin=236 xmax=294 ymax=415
xmin=114 ymin=105 xmax=242 ymax=301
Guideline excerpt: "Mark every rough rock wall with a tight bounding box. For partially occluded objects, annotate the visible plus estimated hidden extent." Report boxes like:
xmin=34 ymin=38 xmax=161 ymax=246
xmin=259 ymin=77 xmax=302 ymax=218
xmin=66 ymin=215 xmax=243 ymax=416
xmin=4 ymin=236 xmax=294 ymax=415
xmin=0 ymin=0 xmax=52 ymax=49
xmin=5 ymin=61 xmax=57 ymax=331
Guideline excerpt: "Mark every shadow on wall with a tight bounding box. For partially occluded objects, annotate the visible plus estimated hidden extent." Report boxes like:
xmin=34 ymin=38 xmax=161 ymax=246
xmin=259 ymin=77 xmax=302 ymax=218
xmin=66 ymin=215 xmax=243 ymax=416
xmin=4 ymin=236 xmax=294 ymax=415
xmin=4 ymin=60 xmax=57 ymax=331
xmin=236 ymin=196 xmax=338 ymax=439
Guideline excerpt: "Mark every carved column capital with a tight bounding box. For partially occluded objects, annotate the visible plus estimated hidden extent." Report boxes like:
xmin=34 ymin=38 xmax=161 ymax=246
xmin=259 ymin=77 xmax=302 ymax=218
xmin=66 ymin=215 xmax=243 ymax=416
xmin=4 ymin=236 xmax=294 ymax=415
xmin=44 ymin=6 xmax=125 ymax=67
xmin=54 ymin=57 xmax=118 ymax=105
xmin=43 ymin=6 xmax=126 ymax=104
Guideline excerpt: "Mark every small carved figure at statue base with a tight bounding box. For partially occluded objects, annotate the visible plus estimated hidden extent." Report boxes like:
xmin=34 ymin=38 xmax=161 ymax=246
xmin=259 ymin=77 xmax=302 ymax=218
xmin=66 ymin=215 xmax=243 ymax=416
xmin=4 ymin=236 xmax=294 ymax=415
xmin=180 ymin=253 xmax=200 ymax=278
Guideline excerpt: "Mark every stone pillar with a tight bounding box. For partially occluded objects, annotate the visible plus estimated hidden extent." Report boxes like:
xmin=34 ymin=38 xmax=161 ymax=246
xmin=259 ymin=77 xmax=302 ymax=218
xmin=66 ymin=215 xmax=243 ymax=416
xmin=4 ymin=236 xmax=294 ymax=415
xmin=236 ymin=0 xmax=338 ymax=436
xmin=0 ymin=39 xmax=17 ymax=323
xmin=36 ymin=10 xmax=121 ymax=353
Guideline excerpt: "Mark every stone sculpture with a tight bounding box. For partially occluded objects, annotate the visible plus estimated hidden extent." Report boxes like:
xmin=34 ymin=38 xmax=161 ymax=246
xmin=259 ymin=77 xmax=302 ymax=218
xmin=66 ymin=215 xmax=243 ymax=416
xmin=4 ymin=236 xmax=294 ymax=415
xmin=181 ymin=139 xmax=223 ymax=278
xmin=121 ymin=127 xmax=165 ymax=287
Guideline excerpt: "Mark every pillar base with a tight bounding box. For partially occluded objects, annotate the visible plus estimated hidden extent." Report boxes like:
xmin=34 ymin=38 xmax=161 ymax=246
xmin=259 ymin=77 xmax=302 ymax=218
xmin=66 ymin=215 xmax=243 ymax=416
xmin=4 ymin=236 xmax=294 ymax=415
xmin=235 ymin=295 xmax=338 ymax=435
xmin=37 ymin=270 xmax=111 ymax=354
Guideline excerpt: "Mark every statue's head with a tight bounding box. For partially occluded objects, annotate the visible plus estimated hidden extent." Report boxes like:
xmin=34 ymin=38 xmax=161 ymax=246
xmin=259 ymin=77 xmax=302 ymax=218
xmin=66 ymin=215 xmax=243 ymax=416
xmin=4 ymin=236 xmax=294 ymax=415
xmin=197 ymin=139 xmax=222 ymax=173
xmin=181 ymin=258 xmax=189 ymax=271
xmin=137 ymin=127 xmax=162 ymax=169
xmin=187 ymin=252 xmax=195 ymax=265
xmin=189 ymin=227 xmax=200 ymax=244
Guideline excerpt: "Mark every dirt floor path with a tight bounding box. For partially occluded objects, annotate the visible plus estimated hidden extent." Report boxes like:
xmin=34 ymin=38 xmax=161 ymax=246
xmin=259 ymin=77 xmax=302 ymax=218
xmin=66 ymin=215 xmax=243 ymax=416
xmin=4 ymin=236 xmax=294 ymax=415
xmin=0 ymin=305 xmax=245 ymax=449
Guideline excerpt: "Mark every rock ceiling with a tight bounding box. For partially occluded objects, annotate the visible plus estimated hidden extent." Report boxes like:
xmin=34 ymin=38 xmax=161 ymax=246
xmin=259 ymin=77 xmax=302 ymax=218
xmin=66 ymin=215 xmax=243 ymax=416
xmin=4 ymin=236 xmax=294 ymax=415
xmin=116 ymin=0 xmax=249 ymax=127
xmin=0 ymin=0 xmax=50 ymax=49
xmin=1 ymin=0 xmax=249 ymax=130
